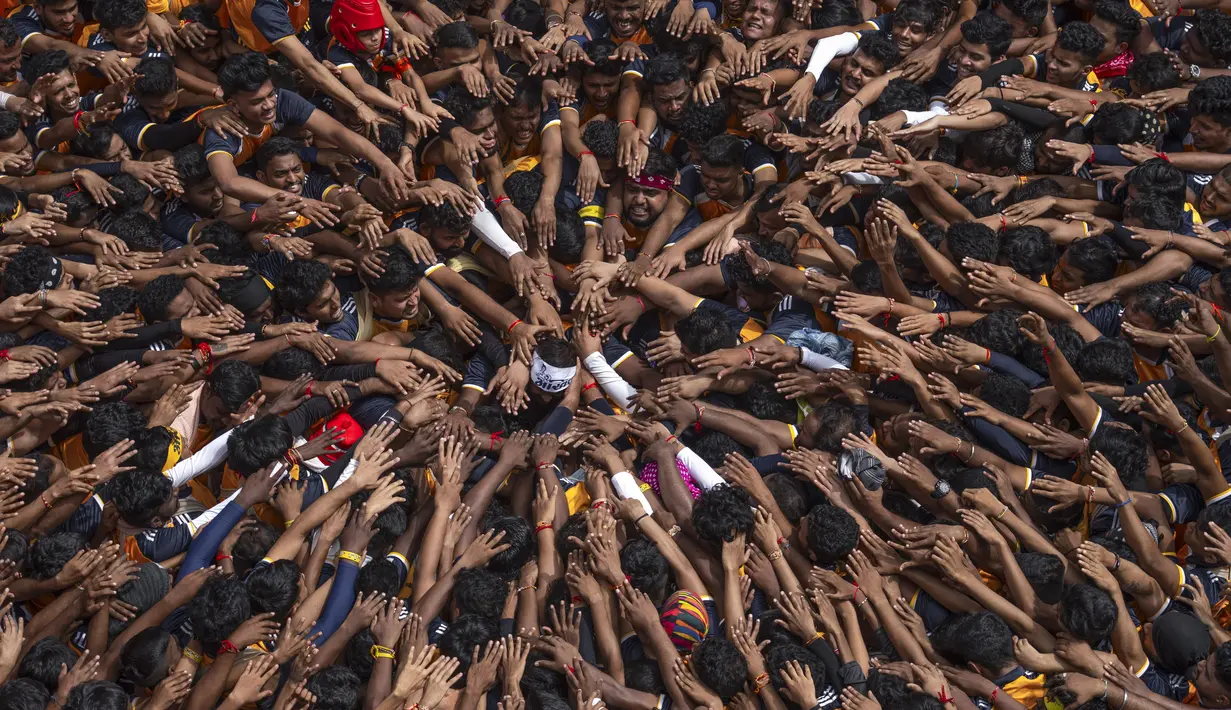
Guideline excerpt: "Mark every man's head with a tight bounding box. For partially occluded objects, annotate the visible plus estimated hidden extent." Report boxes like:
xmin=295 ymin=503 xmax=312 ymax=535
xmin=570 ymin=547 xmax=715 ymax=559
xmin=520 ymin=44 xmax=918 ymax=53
xmin=254 ymin=137 xmax=306 ymax=193
xmin=740 ymin=0 xmax=784 ymax=41
xmin=0 ymin=112 xmax=32 ymax=175
xmin=698 ymin=134 xmax=746 ymax=204
xmin=1183 ymin=9 xmax=1231 ymax=69
xmin=953 ymin=12 xmax=1012 ymax=79
xmin=112 ymin=211 xmax=163 ymax=253
xmin=34 ymin=0 xmax=78 ymax=39
xmin=958 ymin=121 xmax=1024 ymax=176
xmin=603 ymin=0 xmax=645 ymax=39
xmin=582 ymin=40 xmax=622 ymax=112
xmin=177 ymin=5 xmax=223 ymax=69
xmin=799 ymin=503 xmax=859 ymax=563
xmin=418 ymin=201 xmax=473 ymax=254
xmin=644 ymin=53 xmax=692 ymax=126
xmin=0 ymin=20 xmax=21 ymax=84
xmin=993 ymin=0 xmax=1046 ymax=38
xmin=433 ymin=21 xmax=481 ymax=70
xmin=277 ymin=260 xmax=342 ymax=323
xmin=1125 ymin=50 xmax=1181 ymax=96
xmin=529 ymin=337 xmax=576 ymax=401
xmin=1045 ymin=21 xmax=1105 ymax=87
xmin=173 ymin=144 xmax=223 ymax=217
xmin=361 ymin=245 xmax=423 ymax=321
xmin=890 ymin=0 xmax=943 ymax=54
xmin=218 ymin=52 xmax=277 ymax=125
xmin=441 ymin=86 xmax=498 ymax=155
xmin=23 ymin=50 xmax=79 ymax=115
xmin=133 ymin=57 xmax=179 ymax=123
xmin=1200 ymin=163 xmax=1231 ymax=219
xmin=96 ymin=0 xmax=149 ymax=55
xmin=1190 ymin=76 xmax=1231 ymax=153
xmin=581 ymin=119 xmax=619 ymax=177
xmin=622 ymin=147 xmax=678 ymax=229
xmin=496 ymin=75 xmax=542 ymax=150
xmin=138 ymin=274 xmax=196 ymax=321
xmin=1051 ymin=234 xmax=1116 ymax=295
xmin=1089 ymin=0 xmax=1140 ymax=62
xmin=3 ymin=245 xmax=68 ymax=295
xmin=840 ymin=32 xmax=901 ymax=97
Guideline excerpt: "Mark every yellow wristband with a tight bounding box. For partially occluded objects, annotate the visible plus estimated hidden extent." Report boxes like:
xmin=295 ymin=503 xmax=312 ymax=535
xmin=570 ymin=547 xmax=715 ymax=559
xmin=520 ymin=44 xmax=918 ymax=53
xmin=284 ymin=519 xmax=294 ymax=529
xmin=182 ymin=647 xmax=203 ymax=664
xmin=1208 ymin=325 xmax=1222 ymax=343
xmin=337 ymin=550 xmax=363 ymax=565
xmin=370 ymin=644 xmax=396 ymax=660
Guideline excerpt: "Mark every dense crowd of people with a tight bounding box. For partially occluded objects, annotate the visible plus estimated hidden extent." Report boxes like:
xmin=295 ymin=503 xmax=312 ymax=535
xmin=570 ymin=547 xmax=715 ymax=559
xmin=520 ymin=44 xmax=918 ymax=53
xmin=1 ymin=0 xmax=1231 ymax=706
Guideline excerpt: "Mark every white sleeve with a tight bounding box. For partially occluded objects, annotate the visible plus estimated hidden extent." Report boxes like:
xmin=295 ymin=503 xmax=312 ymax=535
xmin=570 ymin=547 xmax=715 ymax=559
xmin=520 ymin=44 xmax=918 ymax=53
xmin=611 ymin=470 xmax=653 ymax=516
xmin=583 ymin=352 xmax=636 ymax=410
xmin=167 ymin=428 xmax=236 ymax=489
xmin=843 ymin=172 xmax=885 ymax=185
xmin=332 ymin=458 xmax=360 ymax=488
xmin=0 ymin=92 xmax=18 ymax=111
xmin=805 ymin=32 xmax=861 ymax=81
xmin=902 ymin=106 xmax=949 ymax=126
xmin=187 ymin=489 xmax=241 ymax=533
xmin=470 ymin=204 xmax=524 ymax=259
xmin=800 ymin=347 xmax=850 ymax=372
xmin=675 ymin=446 xmax=725 ymax=491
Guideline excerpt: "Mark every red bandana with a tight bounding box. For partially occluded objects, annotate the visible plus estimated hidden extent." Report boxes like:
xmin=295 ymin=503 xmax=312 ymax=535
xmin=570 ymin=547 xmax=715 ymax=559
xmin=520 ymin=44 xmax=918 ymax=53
xmin=1094 ymin=50 xmax=1134 ymax=79
xmin=630 ymin=174 xmax=673 ymax=191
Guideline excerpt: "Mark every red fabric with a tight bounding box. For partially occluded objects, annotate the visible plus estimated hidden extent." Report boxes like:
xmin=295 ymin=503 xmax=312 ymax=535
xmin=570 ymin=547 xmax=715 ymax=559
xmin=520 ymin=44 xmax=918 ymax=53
xmin=1094 ymin=50 xmax=1134 ymax=79
xmin=308 ymin=412 xmax=362 ymax=466
xmin=330 ymin=0 xmax=385 ymax=55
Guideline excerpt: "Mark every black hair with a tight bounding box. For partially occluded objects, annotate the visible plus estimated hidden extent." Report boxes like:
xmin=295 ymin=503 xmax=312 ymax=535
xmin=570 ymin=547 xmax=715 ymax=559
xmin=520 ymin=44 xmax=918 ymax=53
xmin=691 ymin=637 xmax=748 ymax=701
xmin=440 ymin=84 xmax=493 ymax=127
xmin=644 ymin=52 xmax=690 ymax=87
xmin=178 ymin=3 xmax=221 ymax=29
xmin=133 ymin=56 xmax=177 ymax=99
xmin=0 ymin=112 xmax=19 ymax=142
xmin=96 ymin=0 xmax=146 ymax=30
xmin=979 ymin=372 xmax=1032 ymax=418
xmin=1076 ymin=337 xmax=1137 ymax=386
xmin=689 ymin=430 xmax=753 ymax=469
xmin=0 ymin=19 xmax=18 ymax=49
xmin=0 ymin=679 xmax=51 ymax=710
xmin=361 ymin=244 xmax=424 ymax=295
xmin=808 ymin=400 xmax=863 ymax=453
xmin=1056 ymin=21 xmax=1107 ymax=63
xmin=2 ymin=245 xmax=59 ymax=296
xmin=172 ymin=145 xmax=211 ymax=187
xmin=723 ymin=240 xmax=793 ymax=294
xmin=1000 ymin=0 xmax=1047 ymax=24
xmin=118 ymin=628 xmax=171 ymax=688
xmin=1124 ymin=192 xmax=1182 ymax=231
xmin=1131 ymin=280 xmax=1186 ymax=330
xmin=438 ymin=613 xmax=500 ymax=674
xmin=276 ymin=259 xmax=332 ymax=315
xmin=1092 ymin=0 xmax=1141 ymax=46
xmin=1126 ymin=158 xmax=1187 ymax=205
xmin=894 ymin=0 xmax=944 ymax=33
xmin=855 ymin=31 xmax=902 ymax=71
xmin=946 ymin=222 xmax=1001 ymax=263
xmin=581 ymin=119 xmax=618 ymax=162
xmin=233 ymin=521 xmax=279 ymax=577
xmin=108 ymin=173 xmax=151 ymax=212
xmin=136 ymin=274 xmax=187 ymax=322
xmin=64 ymin=682 xmax=128 ymax=710
xmin=534 ymin=337 xmax=574 ymax=369
xmin=1088 ymin=102 xmax=1148 ymax=146
xmin=813 ymin=0 xmax=862 ymax=27
xmin=700 ymin=134 xmax=745 ymax=168
xmin=1126 ymin=51 xmax=1181 ymax=94
xmin=207 ymin=359 xmax=261 ymax=413
xmin=454 ymin=567 xmax=508 ymax=618
xmin=81 ymin=285 xmax=137 ymax=324
xmin=353 ymin=558 xmax=401 ymax=599
xmin=676 ymin=307 xmax=737 ymax=354
xmin=624 ymin=660 xmax=666 ymax=695
xmin=198 ymin=221 xmax=251 ymax=260
xmin=804 ymin=504 xmax=859 ymax=563
xmin=226 ymin=415 xmax=293 ymax=476
xmin=1060 ymin=582 xmax=1118 ymax=645
xmin=691 ymin=484 xmax=756 ymax=543
xmin=1066 ymin=236 xmax=1119 ymax=284
xmin=1192 ymin=9 xmax=1231 ymax=66
xmin=621 ymin=537 xmax=672 ymax=600
xmin=932 ymin=611 xmax=1015 ymax=671
xmin=254 ymin=136 xmax=301 ymax=173
xmin=963 ymin=121 xmax=1025 ymax=172
xmin=189 ymin=576 xmax=252 ymax=646
xmin=112 ymin=211 xmax=162 ymax=252
xmin=305 ymin=666 xmax=361 ymax=710
xmin=677 ymin=97 xmax=731 ymax=146
xmin=345 ymin=629 xmax=376 ymax=682
xmin=18 ymin=638 xmax=78 ymax=693
xmin=548 ymin=209 xmax=585 ymax=264
xmin=111 ymin=469 xmax=173 ymax=527
xmin=763 ymin=473 xmax=809 ymax=522
xmin=481 ymin=515 xmax=534 ymax=578
xmin=1016 ymin=551 xmax=1066 ymax=604
xmin=1007 ymin=177 xmax=1066 ymax=205
xmin=999 ymin=225 xmax=1056 ymax=280
xmin=734 ymin=380 xmax=796 ymax=423
xmin=961 ymin=12 xmax=1012 ymax=57
xmin=246 ymin=558 xmax=300 ymax=620
xmin=1089 ymin=424 xmax=1148 ymax=491
xmin=69 ymin=122 xmax=119 ymax=159
xmin=586 ymin=38 xmax=623 ymax=75
xmin=766 ymin=643 xmax=827 ymax=697
xmin=505 ymin=170 xmax=544 ymax=215
xmin=435 ymin=20 xmax=479 ymax=49
xmin=218 ymin=52 xmax=272 ymax=97
xmin=84 ymin=401 xmax=148 ymax=458
xmin=871 ymin=78 xmax=927 ymax=120
xmin=642 ymin=146 xmax=678 ymax=182
xmin=23 ymin=50 xmax=69 ymax=85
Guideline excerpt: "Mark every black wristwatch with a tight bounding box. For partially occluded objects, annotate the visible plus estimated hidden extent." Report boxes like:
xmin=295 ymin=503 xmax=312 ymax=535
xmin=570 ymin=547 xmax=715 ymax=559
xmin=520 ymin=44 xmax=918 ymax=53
xmin=930 ymin=479 xmax=951 ymax=499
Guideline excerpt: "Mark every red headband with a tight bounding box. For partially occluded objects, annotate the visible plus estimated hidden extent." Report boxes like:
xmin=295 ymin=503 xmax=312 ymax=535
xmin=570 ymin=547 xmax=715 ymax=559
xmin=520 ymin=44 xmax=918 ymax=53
xmin=630 ymin=174 xmax=673 ymax=191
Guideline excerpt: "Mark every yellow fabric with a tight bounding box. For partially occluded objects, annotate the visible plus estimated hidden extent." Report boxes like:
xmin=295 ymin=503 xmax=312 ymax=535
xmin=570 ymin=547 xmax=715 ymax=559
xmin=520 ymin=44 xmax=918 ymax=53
xmin=566 ymin=481 xmax=591 ymax=514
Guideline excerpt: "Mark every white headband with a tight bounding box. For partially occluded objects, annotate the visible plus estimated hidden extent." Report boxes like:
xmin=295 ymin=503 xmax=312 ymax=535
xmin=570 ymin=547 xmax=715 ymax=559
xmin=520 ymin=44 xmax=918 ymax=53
xmin=530 ymin=353 xmax=576 ymax=393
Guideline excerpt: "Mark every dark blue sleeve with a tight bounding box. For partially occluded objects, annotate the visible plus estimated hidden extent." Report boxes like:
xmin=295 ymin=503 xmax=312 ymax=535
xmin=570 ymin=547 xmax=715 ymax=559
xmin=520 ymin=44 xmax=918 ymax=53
xmin=275 ymin=89 xmax=316 ymax=127
xmin=986 ymin=352 xmax=1045 ymax=388
xmin=252 ymin=0 xmax=297 ymax=43
xmin=176 ymin=501 xmax=245 ymax=581
xmin=1092 ymin=145 xmax=1135 ymax=166
xmin=960 ymin=409 xmax=1032 ymax=466
xmin=310 ymin=557 xmax=360 ymax=640
xmin=535 ymin=405 xmax=573 ymax=436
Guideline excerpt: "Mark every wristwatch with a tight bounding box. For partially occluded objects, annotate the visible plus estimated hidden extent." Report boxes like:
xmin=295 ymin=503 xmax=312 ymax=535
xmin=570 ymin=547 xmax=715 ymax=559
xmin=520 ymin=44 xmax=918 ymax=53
xmin=930 ymin=479 xmax=952 ymax=499
xmin=1191 ymin=64 xmax=1201 ymax=78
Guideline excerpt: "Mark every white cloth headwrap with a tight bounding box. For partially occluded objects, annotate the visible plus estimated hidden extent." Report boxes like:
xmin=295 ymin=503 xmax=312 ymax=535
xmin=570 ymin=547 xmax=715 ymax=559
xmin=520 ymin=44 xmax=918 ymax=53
xmin=530 ymin=353 xmax=577 ymax=393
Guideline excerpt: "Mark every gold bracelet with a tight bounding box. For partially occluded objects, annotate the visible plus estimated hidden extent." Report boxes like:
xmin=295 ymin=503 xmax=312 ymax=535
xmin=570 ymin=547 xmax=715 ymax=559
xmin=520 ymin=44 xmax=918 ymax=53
xmin=337 ymin=550 xmax=363 ymax=565
xmin=767 ymin=549 xmax=783 ymax=561
xmin=182 ymin=647 xmax=203 ymax=664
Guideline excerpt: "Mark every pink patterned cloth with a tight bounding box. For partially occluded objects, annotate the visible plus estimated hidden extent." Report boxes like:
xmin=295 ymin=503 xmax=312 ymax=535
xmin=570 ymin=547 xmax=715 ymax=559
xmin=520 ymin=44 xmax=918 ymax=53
xmin=640 ymin=457 xmax=702 ymax=499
